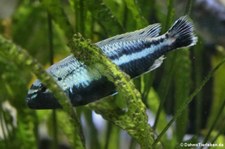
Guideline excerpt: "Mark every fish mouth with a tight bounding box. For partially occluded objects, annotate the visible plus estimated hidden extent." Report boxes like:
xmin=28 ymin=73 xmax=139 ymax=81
xmin=26 ymin=92 xmax=62 ymax=109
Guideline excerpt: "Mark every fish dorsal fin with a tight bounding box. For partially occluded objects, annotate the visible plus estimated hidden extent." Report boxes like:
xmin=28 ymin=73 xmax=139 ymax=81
xmin=96 ymin=23 xmax=161 ymax=47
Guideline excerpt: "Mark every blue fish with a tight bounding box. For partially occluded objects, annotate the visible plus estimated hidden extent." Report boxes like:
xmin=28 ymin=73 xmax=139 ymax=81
xmin=27 ymin=16 xmax=197 ymax=109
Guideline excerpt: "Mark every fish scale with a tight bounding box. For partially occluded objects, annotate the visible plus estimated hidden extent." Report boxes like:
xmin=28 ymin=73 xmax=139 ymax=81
xmin=27 ymin=16 xmax=197 ymax=109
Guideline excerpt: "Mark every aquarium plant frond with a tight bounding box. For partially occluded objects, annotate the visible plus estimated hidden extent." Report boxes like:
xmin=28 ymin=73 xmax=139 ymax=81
xmin=68 ymin=33 xmax=158 ymax=148
xmin=0 ymin=35 xmax=85 ymax=149
xmin=84 ymin=0 xmax=123 ymax=36
xmin=124 ymin=0 xmax=148 ymax=28
xmin=153 ymin=56 xmax=225 ymax=146
xmin=41 ymin=0 xmax=74 ymax=39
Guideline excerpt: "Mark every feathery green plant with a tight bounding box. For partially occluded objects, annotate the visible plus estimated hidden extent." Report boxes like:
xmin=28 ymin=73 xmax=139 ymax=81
xmin=68 ymin=33 xmax=156 ymax=148
xmin=0 ymin=35 xmax=85 ymax=148
xmin=0 ymin=0 xmax=225 ymax=148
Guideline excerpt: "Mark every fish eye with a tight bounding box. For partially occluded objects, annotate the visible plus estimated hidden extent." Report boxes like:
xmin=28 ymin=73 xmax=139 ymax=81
xmin=40 ymin=85 xmax=47 ymax=92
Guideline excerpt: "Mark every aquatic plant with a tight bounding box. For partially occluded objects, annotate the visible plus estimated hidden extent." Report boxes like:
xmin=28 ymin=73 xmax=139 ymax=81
xmin=0 ymin=0 xmax=224 ymax=148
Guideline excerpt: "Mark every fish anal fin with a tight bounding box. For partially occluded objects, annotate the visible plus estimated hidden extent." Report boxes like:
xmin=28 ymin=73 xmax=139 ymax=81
xmin=148 ymin=56 xmax=165 ymax=72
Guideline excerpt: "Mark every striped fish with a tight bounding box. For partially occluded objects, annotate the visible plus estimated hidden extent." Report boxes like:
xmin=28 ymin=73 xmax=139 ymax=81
xmin=27 ymin=16 xmax=197 ymax=109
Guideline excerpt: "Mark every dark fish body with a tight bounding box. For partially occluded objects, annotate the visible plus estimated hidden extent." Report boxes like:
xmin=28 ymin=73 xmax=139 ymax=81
xmin=27 ymin=16 xmax=197 ymax=109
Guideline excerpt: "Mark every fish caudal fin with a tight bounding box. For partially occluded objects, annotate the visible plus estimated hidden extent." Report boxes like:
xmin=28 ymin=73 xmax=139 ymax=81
xmin=167 ymin=16 xmax=198 ymax=49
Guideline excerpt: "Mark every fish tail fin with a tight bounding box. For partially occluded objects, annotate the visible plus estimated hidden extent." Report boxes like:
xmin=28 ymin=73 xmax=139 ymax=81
xmin=167 ymin=16 xmax=198 ymax=49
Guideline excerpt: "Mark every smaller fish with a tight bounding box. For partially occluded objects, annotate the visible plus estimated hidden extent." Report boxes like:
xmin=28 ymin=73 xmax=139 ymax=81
xmin=26 ymin=16 xmax=197 ymax=109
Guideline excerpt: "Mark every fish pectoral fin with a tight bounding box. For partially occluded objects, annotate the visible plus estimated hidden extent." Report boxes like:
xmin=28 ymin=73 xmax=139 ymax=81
xmin=96 ymin=23 xmax=161 ymax=47
xmin=148 ymin=56 xmax=165 ymax=72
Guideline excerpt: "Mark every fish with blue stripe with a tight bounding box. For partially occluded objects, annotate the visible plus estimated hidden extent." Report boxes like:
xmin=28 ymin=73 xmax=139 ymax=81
xmin=26 ymin=16 xmax=198 ymax=109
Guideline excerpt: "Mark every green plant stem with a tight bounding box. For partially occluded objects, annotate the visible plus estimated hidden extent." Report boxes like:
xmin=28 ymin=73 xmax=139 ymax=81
xmin=0 ymin=35 xmax=85 ymax=149
xmin=153 ymin=57 xmax=225 ymax=146
xmin=74 ymin=0 xmax=85 ymax=34
xmin=153 ymin=53 xmax=177 ymax=130
xmin=41 ymin=0 xmax=74 ymax=39
xmin=164 ymin=0 xmax=174 ymax=31
xmin=47 ymin=13 xmax=54 ymax=65
xmin=185 ymin=0 xmax=193 ymax=15
xmin=104 ymin=122 xmax=113 ymax=149
xmin=0 ymin=109 xmax=8 ymax=148
xmin=124 ymin=0 xmax=148 ymax=28
xmin=154 ymin=1 xmax=175 ymax=130
xmin=84 ymin=0 xmax=123 ymax=36
xmin=129 ymin=138 xmax=138 ymax=149
xmin=202 ymin=98 xmax=225 ymax=145
xmin=174 ymin=49 xmax=191 ymax=142
xmin=83 ymin=110 xmax=101 ymax=148
xmin=47 ymin=13 xmax=58 ymax=149
xmin=194 ymin=53 xmax=203 ymax=137
xmin=69 ymin=33 xmax=157 ymax=148
xmin=211 ymin=119 xmax=225 ymax=144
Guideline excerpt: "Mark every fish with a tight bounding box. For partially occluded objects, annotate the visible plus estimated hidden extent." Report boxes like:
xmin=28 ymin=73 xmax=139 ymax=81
xmin=26 ymin=16 xmax=198 ymax=109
